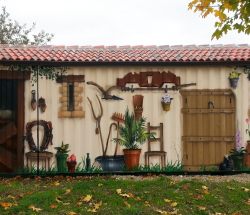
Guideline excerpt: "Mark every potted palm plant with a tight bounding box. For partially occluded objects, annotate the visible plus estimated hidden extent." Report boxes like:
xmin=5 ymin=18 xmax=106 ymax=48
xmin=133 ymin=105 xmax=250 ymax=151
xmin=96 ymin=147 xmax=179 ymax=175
xmin=114 ymin=109 xmax=152 ymax=170
xmin=55 ymin=141 xmax=70 ymax=172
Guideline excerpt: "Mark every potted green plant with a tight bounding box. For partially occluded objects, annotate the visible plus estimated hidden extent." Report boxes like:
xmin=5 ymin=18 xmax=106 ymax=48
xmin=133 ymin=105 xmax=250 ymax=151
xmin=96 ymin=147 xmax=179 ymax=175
xmin=54 ymin=141 xmax=70 ymax=172
xmin=228 ymin=68 xmax=241 ymax=89
xmin=114 ymin=109 xmax=152 ymax=170
xmin=229 ymin=147 xmax=246 ymax=170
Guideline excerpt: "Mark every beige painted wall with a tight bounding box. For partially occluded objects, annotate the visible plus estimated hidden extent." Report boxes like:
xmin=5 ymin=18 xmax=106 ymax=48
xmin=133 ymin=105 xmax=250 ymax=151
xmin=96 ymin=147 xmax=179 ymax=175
xmin=23 ymin=65 xmax=249 ymax=167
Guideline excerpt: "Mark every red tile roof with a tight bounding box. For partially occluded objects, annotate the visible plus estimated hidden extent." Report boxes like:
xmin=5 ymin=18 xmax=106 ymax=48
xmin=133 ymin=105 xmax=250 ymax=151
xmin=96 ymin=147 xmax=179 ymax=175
xmin=0 ymin=44 xmax=249 ymax=64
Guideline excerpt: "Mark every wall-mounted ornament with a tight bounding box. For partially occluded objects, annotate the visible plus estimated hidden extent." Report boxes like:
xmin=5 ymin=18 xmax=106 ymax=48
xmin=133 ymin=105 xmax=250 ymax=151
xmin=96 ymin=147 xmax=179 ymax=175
xmin=26 ymin=120 xmax=53 ymax=152
xmin=161 ymin=94 xmax=173 ymax=112
xmin=116 ymin=71 xmax=196 ymax=92
xmin=31 ymin=90 xmax=37 ymax=111
xmin=228 ymin=68 xmax=241 ymax=89
xmin=87 ymin=81 xmax=123 ymax=100
xmin=111 ymin=112 xmax=125 ymax=124
xmin=38 ymin=97 xmax=47 ymax=113
xmin=87 ymin=95 xmax=118 ymax=157
xmin=111 ymin=112 xmax=125 ymax=156
xmin=133 ymin=95 xmax=143 ymax=120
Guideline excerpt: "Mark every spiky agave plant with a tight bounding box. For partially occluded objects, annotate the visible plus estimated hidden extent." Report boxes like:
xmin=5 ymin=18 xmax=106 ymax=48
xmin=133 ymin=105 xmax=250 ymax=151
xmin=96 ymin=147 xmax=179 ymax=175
xmin=114 ymin=109 xmax=151 ymax=149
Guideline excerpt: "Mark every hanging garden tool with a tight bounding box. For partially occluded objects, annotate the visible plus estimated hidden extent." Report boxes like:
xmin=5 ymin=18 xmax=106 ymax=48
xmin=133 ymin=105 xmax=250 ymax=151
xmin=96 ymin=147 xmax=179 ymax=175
xmin=87 ymin=81 xmax=123 ymax=100
xmin=30 ymin=90 xmax=37 ymax=111
xmin=87 ymin=95 xmax=118 ymax=157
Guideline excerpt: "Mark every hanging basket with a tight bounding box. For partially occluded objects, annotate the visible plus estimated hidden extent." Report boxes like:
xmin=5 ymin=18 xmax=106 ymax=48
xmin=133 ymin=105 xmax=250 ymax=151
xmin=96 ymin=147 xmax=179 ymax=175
xmin=161 ymin=102 xmax=171 ymax=111
xmin=229 ymin=78 xmax=239 ymax=89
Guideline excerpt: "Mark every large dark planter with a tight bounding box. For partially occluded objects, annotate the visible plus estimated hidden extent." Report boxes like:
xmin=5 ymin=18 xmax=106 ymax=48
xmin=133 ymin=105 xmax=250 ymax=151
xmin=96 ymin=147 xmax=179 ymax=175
xmin=56 ymin=153 xmax=68 ymax=172
xmin=231 ymin=155 xmax=244 ymax=170
xmin=229 ymin=78 xmax=239 ymax=89
xmin=245 ymin=141 xmax=250 ymax=167
xmin=123 ymin=149 xmax=141 ymax=170
xmin=95 ymin=155 xmax=124 ymax=172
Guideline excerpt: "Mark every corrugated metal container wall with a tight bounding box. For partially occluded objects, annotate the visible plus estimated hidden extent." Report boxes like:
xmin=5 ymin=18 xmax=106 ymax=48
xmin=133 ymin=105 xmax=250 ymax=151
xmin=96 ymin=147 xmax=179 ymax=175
xmin=24 ymin=66 xmax=249 ymax=167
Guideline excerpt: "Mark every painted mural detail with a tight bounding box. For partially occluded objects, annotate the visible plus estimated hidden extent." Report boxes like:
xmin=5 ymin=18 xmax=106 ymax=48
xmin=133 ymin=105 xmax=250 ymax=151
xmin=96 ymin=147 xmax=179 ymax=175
xmin=116 ymin=71 xmax=181 ymax=88
xmin=87 ymin=81 xmax=123 ymax=100
xmin=133 ymin=95 xmax=143 ymax=120
xmin=116 ymin=71 xmax=196 ymax=92
xmin=57 ymin=75 xmax=85 ymax=118
xmin=26 ymin=120 xmax=53 ymax=152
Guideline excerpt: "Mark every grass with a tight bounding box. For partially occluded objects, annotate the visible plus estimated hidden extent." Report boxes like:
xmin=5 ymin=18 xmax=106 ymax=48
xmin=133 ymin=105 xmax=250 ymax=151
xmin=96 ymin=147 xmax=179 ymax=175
xmin=0 ymin=176 xmax=249 ymax=214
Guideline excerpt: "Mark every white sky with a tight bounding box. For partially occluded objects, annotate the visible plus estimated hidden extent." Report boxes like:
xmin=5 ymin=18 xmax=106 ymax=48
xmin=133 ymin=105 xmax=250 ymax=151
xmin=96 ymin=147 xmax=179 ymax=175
xmin=1 ymin=0 xmax=250 ymax=46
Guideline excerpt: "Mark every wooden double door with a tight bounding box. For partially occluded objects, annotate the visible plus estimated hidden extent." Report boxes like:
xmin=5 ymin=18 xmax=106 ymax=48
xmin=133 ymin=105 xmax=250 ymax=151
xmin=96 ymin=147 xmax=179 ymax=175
xmin=181 ymin=89 xmax=235 ymax=171
xmin=0 ymin=71 xmax=27 ymax=173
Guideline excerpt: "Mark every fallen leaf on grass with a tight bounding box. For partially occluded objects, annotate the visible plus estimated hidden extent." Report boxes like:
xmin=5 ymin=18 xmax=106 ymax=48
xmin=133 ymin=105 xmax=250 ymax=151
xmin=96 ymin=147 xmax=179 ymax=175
xmin=116 ymin=189 xmax=133 ymax=198
xmin=144 ymin=201 xmax=151 ymax=207
xmin=56 ymin=196 xmax=63 ymax=203
xmin=0 ymin=202 xmax=12 ymax=210
xmin=201 ymin=185 xmax=209 ymax=194
xmin=53 ymin=181 xmax=60 ymax=186
xmin=124 ymin=201 xmax=131 ymax=208
xmin=164 ymin=198 xmax=171 ymax=203
xmin=68 ymin=212 xmax=77 ymax=215
xmin=64 ymin=189 xmax=71 ymax=195
xmin=135 ymin=196 xmax=141 ymax=201
xmin=192 ymin=194 xmax=204 ymax=200
xmin=170 ymin=202 xmax=178 ymax=207
xmin=77 ymin=201 xmax=82 ymax=206
xmin=63 ymin=202 xmax=70 ymax=205
xmin=82 ymin=195 xmax=92 ymax=203
xmin=7 ymin=195 xmax=15 ymax=200
xmin=226 ymin=186 xmax=235 ymax=190
xmin=182 ymin=184 xmax=190 ymax=190
xmin=87 ymin=201 xmax=102 ymax=213
xmin=197 ymin=206 xmax=206 ymax=211
xmin=241 ymin=187 xmax=250 ymax=192
xmin=246 ymin=199 xmax=250 ymax=205
xmin=232 ymin=212 xmax=243 ymax=215
xmin=202 ymin=185 xmax=208 ymax=190
xmin=155 ymin=209 xmax=169 ymax=214
xmin=120 ymin=193 xmax=130 ymax=198
xmin=50 ymin=204 xmax=57 ymax=209
xmin=170 ymin=181 xmax=176 ymax=185
xmin=116 ymin=189 xmax=122 ymax=194
xmin=28 ymin=205 xmax=42 ymax=212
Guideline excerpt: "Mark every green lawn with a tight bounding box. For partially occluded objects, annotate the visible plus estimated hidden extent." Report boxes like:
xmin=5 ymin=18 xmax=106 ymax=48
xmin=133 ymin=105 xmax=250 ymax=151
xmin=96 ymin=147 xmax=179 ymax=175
xmin=0 ymin=175 xmax=249 ymax=214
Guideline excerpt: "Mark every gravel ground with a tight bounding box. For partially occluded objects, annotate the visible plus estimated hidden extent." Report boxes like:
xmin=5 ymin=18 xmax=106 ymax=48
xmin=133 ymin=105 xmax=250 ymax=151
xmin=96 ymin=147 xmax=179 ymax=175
xmin=113 ymin=173 xmax=250 ymax=183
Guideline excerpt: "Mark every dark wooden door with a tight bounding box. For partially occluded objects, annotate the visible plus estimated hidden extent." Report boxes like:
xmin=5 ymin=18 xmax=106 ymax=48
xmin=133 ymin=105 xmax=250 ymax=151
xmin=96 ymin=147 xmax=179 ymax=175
xmin=0 ymin=71 xmax=26 ymax=172
xmin=181 ymin=89 xmax=235 ymax=171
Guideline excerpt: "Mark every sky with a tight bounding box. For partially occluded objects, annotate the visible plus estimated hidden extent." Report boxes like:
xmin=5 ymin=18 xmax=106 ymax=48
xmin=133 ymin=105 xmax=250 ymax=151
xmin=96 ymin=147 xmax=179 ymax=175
xmin=1 ymin=0 xmax=250 ymax=46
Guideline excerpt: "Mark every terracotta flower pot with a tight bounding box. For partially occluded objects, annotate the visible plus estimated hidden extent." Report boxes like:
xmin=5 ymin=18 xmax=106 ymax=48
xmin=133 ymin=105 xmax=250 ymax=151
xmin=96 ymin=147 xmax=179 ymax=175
xmin=161 ymin=102 xmax=171 ymax=111
xmin=123 ymin=149 xmax=141 ymax=170
xmin=67 ymin=161 xmax=77 ymax=173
